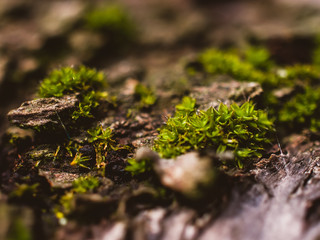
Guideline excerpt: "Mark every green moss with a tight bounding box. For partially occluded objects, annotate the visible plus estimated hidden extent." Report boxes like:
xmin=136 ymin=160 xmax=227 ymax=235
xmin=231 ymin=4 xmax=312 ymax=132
xmin=87 ymin=126 xmax=118 ymax=150
xmin=199 ymin=48 xmax=266 ymax=83
xmin=134 ymin=83 xmax=157 ymax=108
xmin=38 ymin=66 xmax=111 ymax=120
xmin=85 ymin=4 xmax=136 ymax=40
xmin=197 ymin=47 xmax=320 ymax=133
xmin=71 ymin=91 xmax=100 ymax=119
xmin=125 ymin=158 xmax=153 ymax=176
xmin=38 ymin=66 xmax=105 ymax=98
xmin=72 ymin=175 xmax=100 ymax=193
xmin=244 ymin=46 xmax=274 ymax=71
xmin=9 ymin=183 xmax=39 ymax=199
xmin=280 ymin=65 xmax=319 ymax=84
xmin=279 ymin=86 xmax=320 ymax=131
xmin=153 ymin=97 xmax=274 ymax=168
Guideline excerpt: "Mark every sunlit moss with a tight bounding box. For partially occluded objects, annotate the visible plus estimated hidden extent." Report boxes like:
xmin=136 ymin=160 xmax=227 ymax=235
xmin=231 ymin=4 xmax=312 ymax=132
xmin=199 ymin=48 xmax=266 ymax=83
xmin=38 ymin=66 xmax=112 ymax=120
xmin=244 ymin=46 xmax=274 ymax=71
xmin=152 ymin=97 xmax=274 ymax=168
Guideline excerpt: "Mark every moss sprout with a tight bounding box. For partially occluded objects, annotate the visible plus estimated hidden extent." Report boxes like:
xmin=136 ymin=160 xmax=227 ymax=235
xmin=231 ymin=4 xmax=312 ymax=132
xmin=70 ymin=153 xmax=92 ymax=169
xmin=153 ymin=97 xmax=274 ymax=168
xmin=87 ymin=125 xmax=127 ymax=168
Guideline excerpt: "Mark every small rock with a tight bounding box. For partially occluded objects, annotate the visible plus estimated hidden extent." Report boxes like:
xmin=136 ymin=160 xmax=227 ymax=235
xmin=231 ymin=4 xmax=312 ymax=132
xmin=272 ymin=86 xmax=294 ymax=99
xmin=136 ymin=147 xmax=160 ymax=162
xmin=7 ymin=94 xmax=79 ymax=130
xmin=228 ymin=82 xmax=263 ymax=102
xmin=101 ymin=222 xmax=127 ymax=240
xmin=5 ymin=126 xmax=34 ymax=147
xmin=191 ymin=80 xmax=263 ymax=110
xmin=39 ymin=170 xmax=80 ymax=189
xmin=154 ymin=152 xmax=215 ymax=198
xmin=26 ymin=144 xmax=56 ymax=162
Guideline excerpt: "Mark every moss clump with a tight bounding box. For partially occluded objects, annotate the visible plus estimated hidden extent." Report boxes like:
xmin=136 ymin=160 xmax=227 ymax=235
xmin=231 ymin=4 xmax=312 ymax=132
xmin=85 ymin=4 xmax=136 ymax=40
xmin=72 ymin=175 xmax=100 ymax=194
xmin=125 ymin=158 xmax=153 ymax=176
xmin=153 ymin=97 xmax=274 ymax=168
xmin=244 ymin=46 xmax=274 ymax=71
xmin=38 ymin=66 xmax=105 ymax=98
xmin=199 ymin=48 xmax=266 ymax=83
xmin=278 ymin=86 xmax=320 ymax=132
xmin=134 ymin=83 xmax=157 ymax=109
xmin=9 ymin=183 xmax=39 ymax=199
xmin=38 ymin=66 xmax=111 ymax=120
xmin=278 ymin=65 xmax=320 ymax=85
xmin=196 ymin=47 xmax=320 ymax=133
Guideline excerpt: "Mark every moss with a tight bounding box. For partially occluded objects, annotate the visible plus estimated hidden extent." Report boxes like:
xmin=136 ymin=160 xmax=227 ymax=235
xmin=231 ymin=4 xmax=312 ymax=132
xmin=38 ymin=65 xmax=112 ymax=120
xmin=196 ymin=47 xmax=320 ymax=133
xmin=244 ymin=46 xmax=274 ymax=71
xmin=134 ymin=83 xmax=157 ymax=109
xmin=281 ymin=65 xmax=319 ymax=84
xmin=199 ymin=48 xmax=266 ymax=83
xmin=72 ymin=175 xmax=100 ymax=194
xmin=70 ymin=152 xmax=92 ymax=169
xmin=279 ymin=86 xmax=320 ymax=132
xmin=38 ymin=66 xmax=105 ymax=98
xmin=85 ymin=4 xmax=136 ymax=41
xmin=54 ymin=176 xmax=100 ymax=222
xmin=153 ymin=97 xmax=274 ymax=168
xmin=87 ymin=125 xmax=127 ymax=169
xmin=9 ymin=183 xmax=39 ymax=199
xmin=125 ymin=158 xmax=153 ymax=176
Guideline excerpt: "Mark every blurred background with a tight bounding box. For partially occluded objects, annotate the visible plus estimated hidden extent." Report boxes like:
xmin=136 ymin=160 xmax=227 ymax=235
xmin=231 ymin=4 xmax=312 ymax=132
xmin=1 ymin=0 xmax=320 ymax=137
